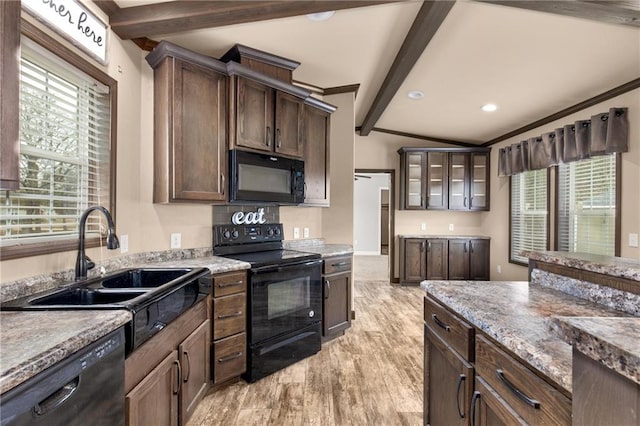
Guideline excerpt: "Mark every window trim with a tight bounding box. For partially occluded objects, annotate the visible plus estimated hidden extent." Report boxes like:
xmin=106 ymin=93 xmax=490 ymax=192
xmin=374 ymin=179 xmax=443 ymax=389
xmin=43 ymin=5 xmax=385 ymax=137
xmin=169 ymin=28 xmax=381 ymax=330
xmin=0 ymin=19 xmax=117 ymax=261
xmin=508 ymin=168 xmax=551 ymax=267
xmin=553 ymin=153 xmax=621 ymax=256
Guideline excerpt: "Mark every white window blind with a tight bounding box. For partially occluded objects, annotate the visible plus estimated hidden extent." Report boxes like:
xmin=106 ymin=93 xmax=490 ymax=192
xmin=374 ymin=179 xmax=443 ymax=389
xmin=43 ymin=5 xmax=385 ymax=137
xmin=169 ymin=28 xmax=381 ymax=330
xmin=557 ymin=154 xmax=617 ymax=256
xmin=0 ymin=38 xmax=111 ymax=246
xmin=510 ymin=169 xmax=548 ymax=264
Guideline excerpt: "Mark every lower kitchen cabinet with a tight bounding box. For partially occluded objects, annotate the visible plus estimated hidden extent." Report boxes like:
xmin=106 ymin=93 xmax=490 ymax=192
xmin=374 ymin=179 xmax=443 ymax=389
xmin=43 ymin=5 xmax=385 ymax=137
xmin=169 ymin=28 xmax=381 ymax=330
xmin=125 ymin=300 xmax=210 ymax=426
xmin=401 ymin=237 xmax=490 ymax=285
xmin=322 ymin=255 xmax=352 ymax=341
xmin=211 ymin=271 xmax=247 ymax=383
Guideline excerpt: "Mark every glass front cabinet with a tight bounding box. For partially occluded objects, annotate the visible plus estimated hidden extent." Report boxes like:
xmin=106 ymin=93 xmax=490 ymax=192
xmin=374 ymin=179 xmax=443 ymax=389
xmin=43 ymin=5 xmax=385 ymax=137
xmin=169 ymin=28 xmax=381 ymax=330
xmin=399 ymin=147 xmax=490 ymax=211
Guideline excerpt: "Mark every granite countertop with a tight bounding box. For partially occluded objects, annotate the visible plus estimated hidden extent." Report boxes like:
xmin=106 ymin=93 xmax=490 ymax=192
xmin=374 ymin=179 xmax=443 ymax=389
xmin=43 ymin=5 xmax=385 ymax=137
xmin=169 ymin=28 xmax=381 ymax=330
xmin=525 ymin=250 xmax=640 ymax=282
xmin=421 ymin=280 xmax=630 ymax=394
xmin=283 ymin=239 xmax=353 ymax=258
xmin=143 ymin=256 xmax=250 ymax=273
xmin=399 ymin=234 xmax=490 ymax=239
xmin=0 ymin=310 xmax=131 ymax=394
xmin=552 ymin=317 xmax=640 ymax=385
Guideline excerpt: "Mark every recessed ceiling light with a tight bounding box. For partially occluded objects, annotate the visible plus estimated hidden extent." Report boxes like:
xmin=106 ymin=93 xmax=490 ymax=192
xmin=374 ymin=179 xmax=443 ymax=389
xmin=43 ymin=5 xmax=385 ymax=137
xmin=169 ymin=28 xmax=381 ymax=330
xmin=306 ymin=11 xmax=335 ymax=21
xmin=407 ymin=90 xmax=424 ymax=100
xmin=481 ymin=103 xmax=498 ymax=112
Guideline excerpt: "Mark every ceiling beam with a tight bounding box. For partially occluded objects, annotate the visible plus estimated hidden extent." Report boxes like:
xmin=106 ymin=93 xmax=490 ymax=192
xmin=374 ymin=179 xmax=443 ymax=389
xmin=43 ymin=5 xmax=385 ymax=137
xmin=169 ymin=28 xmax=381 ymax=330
xmin=356 ymin=126 xmax=479 ymax=148
xmin=482 ymin=76 xmax=640 ymax=146
xmin=477 ymin=1 xmax=640 ymax=28
xmin=359 ymin=1 xmax=455 ymax=137
xmin=99 ymin=1 xmax=400 ymax=40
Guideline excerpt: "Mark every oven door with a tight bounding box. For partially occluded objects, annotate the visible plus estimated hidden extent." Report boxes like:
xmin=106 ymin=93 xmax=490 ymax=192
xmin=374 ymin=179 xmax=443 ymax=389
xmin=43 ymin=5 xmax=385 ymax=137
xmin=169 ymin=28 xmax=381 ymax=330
xmin=249 ymin=259 xmax=322 ymax=344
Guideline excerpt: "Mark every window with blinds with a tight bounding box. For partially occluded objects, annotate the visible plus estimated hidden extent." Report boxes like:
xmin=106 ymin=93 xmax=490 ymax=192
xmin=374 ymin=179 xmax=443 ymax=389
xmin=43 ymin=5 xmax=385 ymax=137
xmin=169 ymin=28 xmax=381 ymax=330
xmin=0 ymin=37 xmax=112 ymax=248
xmin=510 ymin=169 xmax=548 ymax=264
xmin=557 ymin=154 xmax=617 ymax=256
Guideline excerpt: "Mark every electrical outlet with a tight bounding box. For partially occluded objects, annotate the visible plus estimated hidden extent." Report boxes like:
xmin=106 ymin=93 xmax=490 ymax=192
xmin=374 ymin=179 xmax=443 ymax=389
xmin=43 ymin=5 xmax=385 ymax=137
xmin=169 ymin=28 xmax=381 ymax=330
xmin=293 ymin=227 xmax=300 ymax=239
xmin=120 ymin=234 xmax=129 ymax=253
xmin=421 ymin=223 xmax=427 ymax=231
xmin=630 ymin=233 xmax=639 ymax=248
xmin=170 ymin=233 xmax=181 ymax=249
xmin=497 ymin=264 xmax=502 ymax=274
xmin=449 ymin=224 xmax=454 ymax=231
xmin=303 ymin=227 xmax=310 ymax=238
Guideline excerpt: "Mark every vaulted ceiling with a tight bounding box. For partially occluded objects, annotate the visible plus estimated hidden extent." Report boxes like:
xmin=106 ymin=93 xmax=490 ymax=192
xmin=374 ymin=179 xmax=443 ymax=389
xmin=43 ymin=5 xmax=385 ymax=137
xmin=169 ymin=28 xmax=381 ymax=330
xmin=98 ymin=0 xmax=640 ymax=147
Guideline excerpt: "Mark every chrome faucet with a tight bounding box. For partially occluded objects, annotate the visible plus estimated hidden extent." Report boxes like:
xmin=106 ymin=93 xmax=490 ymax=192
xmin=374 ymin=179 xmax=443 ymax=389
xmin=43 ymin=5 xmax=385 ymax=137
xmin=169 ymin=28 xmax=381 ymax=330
xmin=75 ymin=206 xmax=119 ymax=280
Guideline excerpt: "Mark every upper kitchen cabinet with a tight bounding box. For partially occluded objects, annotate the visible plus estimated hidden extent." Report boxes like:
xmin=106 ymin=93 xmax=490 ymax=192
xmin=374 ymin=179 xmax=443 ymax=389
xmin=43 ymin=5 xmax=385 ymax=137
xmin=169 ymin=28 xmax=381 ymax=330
xmin=146 ymin=42 xmax=228 ymax=204
xmin=232 ymin=76 xmax=304 ymax=158
xmin=399 ymin=147 xmax=490 ymax=211
xmin=303 ymin=100 xmax=333 ymax=206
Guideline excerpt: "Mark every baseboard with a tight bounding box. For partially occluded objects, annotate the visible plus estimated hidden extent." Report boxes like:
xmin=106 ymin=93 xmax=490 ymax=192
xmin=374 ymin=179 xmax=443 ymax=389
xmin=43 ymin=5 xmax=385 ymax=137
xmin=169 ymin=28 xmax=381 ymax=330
xmin=351 ymin=310 xmax=356 ymax=320
xmin=391 ymin=277 xmax=400 ymax=284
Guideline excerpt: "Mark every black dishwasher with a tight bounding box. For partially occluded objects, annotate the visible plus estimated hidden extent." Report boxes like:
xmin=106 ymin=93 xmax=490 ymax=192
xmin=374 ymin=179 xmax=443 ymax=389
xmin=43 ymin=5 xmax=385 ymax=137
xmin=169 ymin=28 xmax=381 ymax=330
xmin=1 ymin=328 xmax=125 ymax=426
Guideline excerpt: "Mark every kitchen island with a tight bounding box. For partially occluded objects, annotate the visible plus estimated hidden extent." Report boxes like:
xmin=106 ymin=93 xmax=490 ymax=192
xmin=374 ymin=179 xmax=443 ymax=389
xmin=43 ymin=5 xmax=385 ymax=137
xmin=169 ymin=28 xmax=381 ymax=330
xmin=422 ymin=250 xmax=640 ymax=425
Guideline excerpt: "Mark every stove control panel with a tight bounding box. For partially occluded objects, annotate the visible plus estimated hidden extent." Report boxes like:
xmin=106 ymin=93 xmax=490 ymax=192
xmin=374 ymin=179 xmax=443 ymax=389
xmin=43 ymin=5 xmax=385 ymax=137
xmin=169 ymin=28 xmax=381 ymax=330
xmin=213 ymin=223 xmax=283 ymax=246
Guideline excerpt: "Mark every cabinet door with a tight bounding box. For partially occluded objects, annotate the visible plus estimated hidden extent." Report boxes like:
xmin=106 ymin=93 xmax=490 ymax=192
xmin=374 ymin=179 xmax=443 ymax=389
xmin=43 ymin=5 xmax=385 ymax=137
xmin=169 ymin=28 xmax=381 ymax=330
xmin=126 ymin=351 xmax=179 ymax=426
xmin=275 ymin=91 xmax=304 ymax=158
xmin=425 ymin=325 xmax=474 ymax=426
xmin=236 ymin=77 xmax=274 ymax=152
xmin=404 ymin=153 xmax=426 ymax=209
xmin=426 ymin=239 xmax=448 ymax=280
xmin=448 ymin=240 xmax=470 ymax=280
xmin=427 ymin=152 xmax=448 ymax=209
xmin=402 ymin=238 xmax=426 ymax=283
xmin=179 ymin=320 xmax=210 ymax=426
xmin=469 ymin=239 xmax=490 ymax=280
xmin=449 ymin=153 xmax=469 ymax=210
xmin=323 ymin=271 xmax=352 ymax=338
xmin=303 ymin=106 xmax=330 ymax=206
xmin=171 ymin=59 xmax=227 ymax=202
xmin=470 ymin=153 xmax=489 ymax=211
xmin=471 ymin=377 xmax=526 ymax=426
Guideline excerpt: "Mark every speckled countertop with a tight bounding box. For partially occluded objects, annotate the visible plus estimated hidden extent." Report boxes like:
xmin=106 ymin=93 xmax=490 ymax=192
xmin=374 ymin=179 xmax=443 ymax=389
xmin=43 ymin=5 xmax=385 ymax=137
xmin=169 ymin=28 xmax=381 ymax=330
xmin=421 ymin=280 xmax=630 ymax=394
xmin=0 ymin=310 xmax=131 ymax=394
xmin=552 ymin=317 xmax=640 ymax=385
xmin=399 ymin=234 xmax=490 ymax=239
xmin=284 ymin=239 xmax=353 ymax=258
xmin=525 ymin=250 xmax=640 ymax=282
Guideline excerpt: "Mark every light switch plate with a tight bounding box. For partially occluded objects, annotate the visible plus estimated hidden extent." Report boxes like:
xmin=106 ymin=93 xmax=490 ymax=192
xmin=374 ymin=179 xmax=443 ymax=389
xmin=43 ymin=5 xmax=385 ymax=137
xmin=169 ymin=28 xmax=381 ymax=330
xmin=303 ymin=227 xmax=310 ymax=238
xmin=293 ymin=227 xmax=300 ymax=239
xmin=120 ymin=234 xmax=129 ymax=253
xmin=170 ymin=233 xmax=181 ymax=249
xmin=629 ymin=233 xmax=639 ymax=248
xmin=449 ymin=224 xmax=454 ymax=231
xmin=421 ymin=223 xmax=427 ymax=231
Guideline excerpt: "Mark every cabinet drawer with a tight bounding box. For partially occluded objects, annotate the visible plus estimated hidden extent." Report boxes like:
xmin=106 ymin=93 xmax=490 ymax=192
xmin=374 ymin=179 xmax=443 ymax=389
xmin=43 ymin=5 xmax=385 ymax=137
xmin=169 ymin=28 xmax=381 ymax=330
xmin=424 ymin=296 xmax=474 ymax=361
xmin=475 ymin=335 xmax=571 ymax=425
xmin=213 ymin=293 xmax=246 ymax=340
xmin=213 ymin=333 xmax=246 ymax=383
xmin=323 ymin=255 xmax=352 ymax=274
xmin=212 ymin=271 xmax=246 ymax=298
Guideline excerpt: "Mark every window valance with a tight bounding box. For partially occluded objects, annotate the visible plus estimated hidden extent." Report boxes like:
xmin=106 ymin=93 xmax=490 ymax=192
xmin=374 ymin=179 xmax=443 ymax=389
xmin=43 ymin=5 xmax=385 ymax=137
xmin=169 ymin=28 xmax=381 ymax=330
xmin=498 ymin=107 xmax=628 ymax=177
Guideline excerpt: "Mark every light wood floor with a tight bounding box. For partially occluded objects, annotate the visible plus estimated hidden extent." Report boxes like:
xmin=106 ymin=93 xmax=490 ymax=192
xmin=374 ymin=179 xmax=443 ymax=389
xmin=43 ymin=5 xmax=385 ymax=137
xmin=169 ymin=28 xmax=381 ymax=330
xmin=188 ymin=257 xmax=424 ymax=425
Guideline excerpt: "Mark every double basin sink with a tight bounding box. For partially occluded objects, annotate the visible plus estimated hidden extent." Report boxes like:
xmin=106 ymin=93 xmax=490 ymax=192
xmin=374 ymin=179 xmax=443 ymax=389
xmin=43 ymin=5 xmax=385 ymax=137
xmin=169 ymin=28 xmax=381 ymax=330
xmin=2 ymin=267 xmax=212 ymax=354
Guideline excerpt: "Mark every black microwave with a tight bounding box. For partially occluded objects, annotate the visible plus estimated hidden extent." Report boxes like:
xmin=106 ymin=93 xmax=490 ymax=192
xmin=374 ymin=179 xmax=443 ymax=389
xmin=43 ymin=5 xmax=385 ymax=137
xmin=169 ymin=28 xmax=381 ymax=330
xmin=229 ymin=150 xmax=305 ymax=204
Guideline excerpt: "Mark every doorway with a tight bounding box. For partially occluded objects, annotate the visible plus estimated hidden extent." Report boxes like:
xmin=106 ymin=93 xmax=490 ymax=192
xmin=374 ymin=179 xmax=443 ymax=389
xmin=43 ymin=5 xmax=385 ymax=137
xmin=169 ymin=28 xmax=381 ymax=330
xmin=353 ymin=169 xmax=396 ymax=283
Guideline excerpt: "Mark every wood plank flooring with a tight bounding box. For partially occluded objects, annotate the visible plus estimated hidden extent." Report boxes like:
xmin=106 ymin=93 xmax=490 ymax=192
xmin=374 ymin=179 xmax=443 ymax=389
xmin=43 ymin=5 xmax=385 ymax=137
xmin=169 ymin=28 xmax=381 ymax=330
xmin=188 ymin=256 xmax=424 ymax=425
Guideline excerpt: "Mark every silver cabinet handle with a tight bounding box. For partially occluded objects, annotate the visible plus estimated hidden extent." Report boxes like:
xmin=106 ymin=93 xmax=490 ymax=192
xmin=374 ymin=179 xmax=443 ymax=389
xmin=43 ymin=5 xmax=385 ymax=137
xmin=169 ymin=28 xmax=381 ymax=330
xmin=218 ymin=352 xmax=243 ymax=363
xmin=218 ymin=311 xmax=242 ymax=319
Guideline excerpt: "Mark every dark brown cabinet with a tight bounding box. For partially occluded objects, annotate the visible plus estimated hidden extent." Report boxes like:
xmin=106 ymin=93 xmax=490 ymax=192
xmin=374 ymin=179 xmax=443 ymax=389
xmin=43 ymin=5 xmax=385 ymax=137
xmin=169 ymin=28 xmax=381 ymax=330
xmin=471 ymin=377 xmax=526 ymax=426
xmin=150 ymin=55 xmax=228 ymax=204
xmin=125 ymin=300 xmax=210 ymax=426
xmin=399 ymin=148 xmax=490 ymax=211
xmin=400 ymin=237 xmax=489 ymax=284
xmin=234 ymin=76 xmax=304 ymax=158
xmin=303 ymin=105 xmax=331 ymax=206
xmin=322 ymin=255 xmax=352 ymax=341
xmin=211 ymin=271 xmax=247 ymax=384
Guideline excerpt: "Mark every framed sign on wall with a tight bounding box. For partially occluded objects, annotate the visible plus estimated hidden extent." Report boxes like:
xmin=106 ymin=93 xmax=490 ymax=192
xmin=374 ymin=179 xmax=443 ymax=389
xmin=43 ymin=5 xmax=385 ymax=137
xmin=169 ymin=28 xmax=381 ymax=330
xmin=22 ymin=0 xmax=108 ymax=64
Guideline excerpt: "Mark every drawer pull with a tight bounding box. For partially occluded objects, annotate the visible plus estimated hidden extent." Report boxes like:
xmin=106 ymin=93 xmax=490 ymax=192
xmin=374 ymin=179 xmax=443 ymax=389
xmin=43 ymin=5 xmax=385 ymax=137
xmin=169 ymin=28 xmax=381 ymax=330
xmin=331 ymin=262 xmax=350 ymax=268
xmin=496 ymin=369 xmax=541 ymax=409
xmin=431 ymin=313 xmax=451 ymax=332
xmin=218 ymin=351 xmax=243 ymax=363
xmin=470 ymin=391 xmax=481 ymax=426
xmin=456 ymin=374 xmax=466 ymax=419
xmin=218 ymin=311 xmax=243 ymax=320
xmin=218 ymin=280 xmax=243 ymax=288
